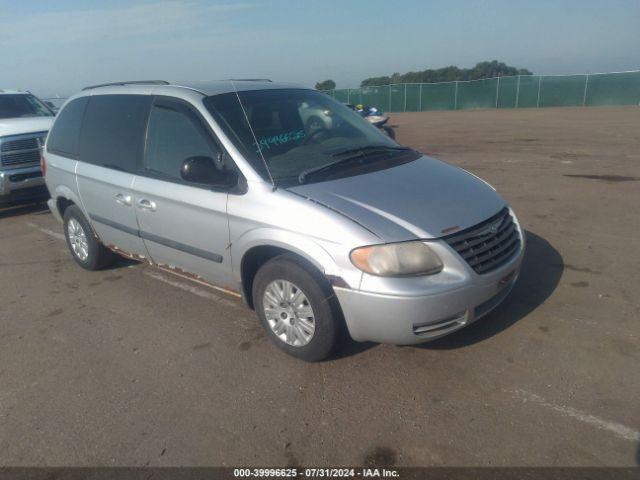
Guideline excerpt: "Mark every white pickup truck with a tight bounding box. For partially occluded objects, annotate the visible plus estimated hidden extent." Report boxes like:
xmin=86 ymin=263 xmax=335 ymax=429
xmin=0 ymin=90 xmax=55 ymax=206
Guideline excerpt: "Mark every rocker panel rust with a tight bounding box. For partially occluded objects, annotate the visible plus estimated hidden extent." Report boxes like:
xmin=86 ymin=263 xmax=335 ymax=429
xmin=105 ymin=244 xmax=242 ymax=298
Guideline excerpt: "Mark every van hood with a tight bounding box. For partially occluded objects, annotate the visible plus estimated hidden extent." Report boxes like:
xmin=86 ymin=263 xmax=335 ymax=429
xmin=287 ymin=155 xmax=507 ymax=242
xmin=0 ymin=117 xmax=53 ymax=137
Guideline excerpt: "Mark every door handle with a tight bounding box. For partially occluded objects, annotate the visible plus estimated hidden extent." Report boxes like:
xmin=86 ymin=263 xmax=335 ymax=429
xmin=115 ymin=193 xmax=132 ymax=206
xmin=137 ymin=198 xmax=156 ymax=212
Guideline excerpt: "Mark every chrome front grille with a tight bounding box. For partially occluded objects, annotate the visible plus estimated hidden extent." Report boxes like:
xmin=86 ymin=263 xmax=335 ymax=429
xmin=0 ymin=132 xmax=46 ymax=167
xmin=443 ymin=207 xmax=520 ymax=274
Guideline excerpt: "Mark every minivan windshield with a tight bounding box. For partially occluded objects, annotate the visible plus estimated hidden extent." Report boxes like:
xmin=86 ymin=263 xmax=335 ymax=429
xmin=0 ymin=94 xmax=54 ymax=119
xmin=204 ymin=89 xmax=415 ymax=185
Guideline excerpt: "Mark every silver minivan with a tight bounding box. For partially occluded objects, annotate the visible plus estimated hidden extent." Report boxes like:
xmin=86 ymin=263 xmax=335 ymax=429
xmin=44 ymin=80 xmax=525 ymax=361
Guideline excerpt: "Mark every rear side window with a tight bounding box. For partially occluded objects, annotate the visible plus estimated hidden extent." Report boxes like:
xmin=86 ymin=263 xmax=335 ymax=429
xmin=47 ymin=97 xmax=88 ymax=158
xmin=79 ymin=95 xmax=151 ymax=172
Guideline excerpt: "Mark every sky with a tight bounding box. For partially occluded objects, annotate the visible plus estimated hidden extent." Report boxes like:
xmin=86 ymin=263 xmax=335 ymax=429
xmin=1 ymin=0 xmax=639 ymax=98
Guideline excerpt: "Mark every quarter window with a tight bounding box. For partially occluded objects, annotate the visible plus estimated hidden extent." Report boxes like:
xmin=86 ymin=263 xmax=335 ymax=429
xmin=47 ymin=97 xmax=88 ymax=158
xmin=144 ymin=99 xmax=221 ymax=182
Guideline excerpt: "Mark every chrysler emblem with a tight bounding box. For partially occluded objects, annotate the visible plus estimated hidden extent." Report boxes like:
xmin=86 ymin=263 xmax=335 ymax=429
xmin=479 ymin=220 xmax=501 ymax=236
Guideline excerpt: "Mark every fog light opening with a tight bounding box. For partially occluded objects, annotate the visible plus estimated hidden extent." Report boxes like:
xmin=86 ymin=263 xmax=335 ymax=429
xmin=412 ymin=312 xmax=467 ymax=335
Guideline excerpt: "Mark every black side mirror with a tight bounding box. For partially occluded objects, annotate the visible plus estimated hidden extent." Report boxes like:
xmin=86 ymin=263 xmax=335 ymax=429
xmin=181 ymin=156 xmax=238 ymax=188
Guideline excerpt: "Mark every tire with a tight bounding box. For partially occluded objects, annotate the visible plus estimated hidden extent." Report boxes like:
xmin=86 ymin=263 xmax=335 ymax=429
xmin=252 ymin=253 xmax=342 ymax=361
xmin=63 ymin=205 xmax=117 ymax=271
xmin=305 ymin=116 xmax=325 ymax=132
xmin=382 ymin=126 xmax=396 ymax=139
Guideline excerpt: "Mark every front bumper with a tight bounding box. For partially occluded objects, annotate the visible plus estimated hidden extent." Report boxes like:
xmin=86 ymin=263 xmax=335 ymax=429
xmin=0 ymin=165 xmax=48 ymax=205
xmin=334 ymin=245 xmax=524 ymax=345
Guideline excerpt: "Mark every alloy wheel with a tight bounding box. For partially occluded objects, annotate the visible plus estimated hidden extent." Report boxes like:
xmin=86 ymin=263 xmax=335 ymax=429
xmin=67 ymin=218 xmax=89 ymax=262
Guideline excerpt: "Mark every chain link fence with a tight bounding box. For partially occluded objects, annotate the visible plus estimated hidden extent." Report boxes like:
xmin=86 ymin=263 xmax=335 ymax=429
xmin=324 ymin=70 xmax=640 ymax=112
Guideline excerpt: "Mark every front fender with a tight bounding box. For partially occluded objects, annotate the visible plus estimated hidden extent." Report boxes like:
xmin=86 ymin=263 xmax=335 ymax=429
xmin=231 ymin=227 xmax=342 ymax=286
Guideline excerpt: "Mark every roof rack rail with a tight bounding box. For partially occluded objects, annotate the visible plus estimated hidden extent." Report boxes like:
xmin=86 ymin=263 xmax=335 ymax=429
xmin=82 ymin=80 xmax=170 ymax=91
xmin=227 ymin=78 xmax=272 ymax=82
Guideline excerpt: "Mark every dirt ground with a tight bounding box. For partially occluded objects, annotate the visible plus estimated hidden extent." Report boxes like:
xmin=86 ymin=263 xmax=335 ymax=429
xmin=0 ymin=106 xmax=638 ymax=467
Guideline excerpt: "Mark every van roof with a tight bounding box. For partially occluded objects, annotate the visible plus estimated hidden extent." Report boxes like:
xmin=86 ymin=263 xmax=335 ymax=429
xmin=81 ymin=80 xmax=307 ymax=97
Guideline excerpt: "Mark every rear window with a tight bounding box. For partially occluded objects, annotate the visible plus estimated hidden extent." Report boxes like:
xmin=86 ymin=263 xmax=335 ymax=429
xmin=79 ymin=94 xmax=151 ymax=172
xmin=47 ymin=97 xmax=89 ymax=158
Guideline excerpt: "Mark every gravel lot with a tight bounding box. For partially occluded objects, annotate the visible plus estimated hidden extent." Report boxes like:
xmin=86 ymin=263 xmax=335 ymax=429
xmin=1 ymin=106 xmax=638 ymax=467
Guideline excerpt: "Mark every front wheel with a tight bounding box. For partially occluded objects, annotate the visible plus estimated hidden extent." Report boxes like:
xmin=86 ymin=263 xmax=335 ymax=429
xmin=252 ymin=254 xmax=341 ymax=361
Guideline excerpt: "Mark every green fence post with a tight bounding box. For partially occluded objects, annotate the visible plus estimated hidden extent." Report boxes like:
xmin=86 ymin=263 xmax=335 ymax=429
xmin=454 ymin=81 xmax=459 ymax=110
xmin=515 ymin=75 xmax=521 ymax=108
xmin=404 ymin=84 xmax=407 ymax=112
xmin=388 ymin=85 xmax=392 ymax=112
xmin=536 ymin=76 xmax=542 ymax=107
xmin=582 ymin=74 xmax=589 ymax=106
xmin=495 ymin=76 xmax=500 ymax=108
xmin=418 ymin=83 xmax=422 ymax=111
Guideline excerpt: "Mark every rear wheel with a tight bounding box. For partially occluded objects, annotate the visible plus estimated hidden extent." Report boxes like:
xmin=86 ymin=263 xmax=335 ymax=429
xmin=252 ymin=254 xmax=341 ymax=361
xmin=63 ymin=205 xmax=117 ymax=270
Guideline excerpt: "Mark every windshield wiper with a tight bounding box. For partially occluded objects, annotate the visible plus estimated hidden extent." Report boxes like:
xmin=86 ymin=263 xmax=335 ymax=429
xmin=298 ymin=146 xmax=413 ymax=184
xmin=331 ymin=145 xmax=412 ymax=158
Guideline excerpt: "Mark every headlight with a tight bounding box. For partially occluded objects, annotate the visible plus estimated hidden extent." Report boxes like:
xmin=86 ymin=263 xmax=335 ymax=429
xmin=350 ymin=241 xmax=443 ymax=277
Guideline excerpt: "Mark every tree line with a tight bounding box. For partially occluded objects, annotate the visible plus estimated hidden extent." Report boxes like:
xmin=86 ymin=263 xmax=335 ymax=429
xmin=315 ymin=61 xmax=533 ymax=90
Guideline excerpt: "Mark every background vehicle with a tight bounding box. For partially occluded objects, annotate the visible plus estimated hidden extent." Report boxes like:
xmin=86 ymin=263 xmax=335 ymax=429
xmin=0 ymin=90 xmax=54 ymax=206
xmin=298 ymin=101 xmax=335 ymax=132
xmin=346 ymin=103 xmax=395 ymax=139
xmin=44 ymin=80 xmax=523 ymax=362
